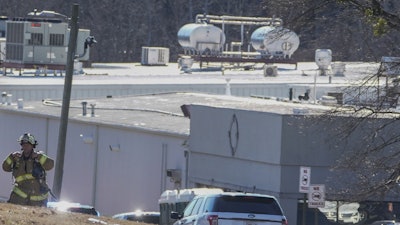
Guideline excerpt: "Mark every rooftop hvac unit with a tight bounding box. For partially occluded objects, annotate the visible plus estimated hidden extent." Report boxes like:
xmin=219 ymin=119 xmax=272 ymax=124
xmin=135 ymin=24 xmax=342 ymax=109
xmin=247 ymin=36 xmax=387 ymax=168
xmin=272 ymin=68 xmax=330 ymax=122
xmin=4 ymin=20 xmax=91 ymax=67
xmin=263 ymin=65 xmax=278 ymax=76
xmin=0 ymin=38 xmax=5 ymax=62
xmin=0 ymin=17 xmax=6 ymax=38
xmin=141 ymin=47 xmax=169 ymax=66
xmin=381 ymin=56 xmax=400 ymax=76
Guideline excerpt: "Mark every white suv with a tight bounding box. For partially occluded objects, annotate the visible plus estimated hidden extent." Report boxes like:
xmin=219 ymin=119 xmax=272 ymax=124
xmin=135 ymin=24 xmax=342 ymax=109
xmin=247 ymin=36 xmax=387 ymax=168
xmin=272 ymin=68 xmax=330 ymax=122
xmin=171 ymin=192 xmax=288 ymax=225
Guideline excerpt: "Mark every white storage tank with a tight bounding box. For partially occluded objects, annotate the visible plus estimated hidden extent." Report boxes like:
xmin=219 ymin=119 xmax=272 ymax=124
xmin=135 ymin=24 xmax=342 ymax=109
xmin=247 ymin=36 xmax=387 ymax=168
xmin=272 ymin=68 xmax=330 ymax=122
xmin=177 ymin=23 xmax=226 ymax=54
xmin=315 ymin=49 xmax=332 ymax=70
xmin=250 ymin=26 xmax=299 ymax=58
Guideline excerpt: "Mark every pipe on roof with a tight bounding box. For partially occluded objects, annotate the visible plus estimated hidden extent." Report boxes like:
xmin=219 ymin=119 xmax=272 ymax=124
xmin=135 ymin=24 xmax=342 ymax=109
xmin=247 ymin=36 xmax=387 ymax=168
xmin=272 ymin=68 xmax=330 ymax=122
xmin=195 ymin=14 xmax=283 ymax=26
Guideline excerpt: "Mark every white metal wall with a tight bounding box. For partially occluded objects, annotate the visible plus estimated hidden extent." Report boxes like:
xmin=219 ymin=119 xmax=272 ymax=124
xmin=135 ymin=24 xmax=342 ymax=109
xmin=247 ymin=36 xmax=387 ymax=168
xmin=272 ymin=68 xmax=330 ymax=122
xmin=0 ymin=110 xmax=187 ymax=216
xmin=0 ymin=83 xmax=329 ymax=102
xmin=188 ymin=105 xmax=283 ymax=193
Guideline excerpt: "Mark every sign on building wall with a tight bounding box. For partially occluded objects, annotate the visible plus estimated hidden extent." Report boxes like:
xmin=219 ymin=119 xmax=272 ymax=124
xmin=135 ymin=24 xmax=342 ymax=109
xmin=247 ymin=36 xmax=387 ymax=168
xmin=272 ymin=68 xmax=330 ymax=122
xmin=299 ymin=166 xmax=311 ymax=193
xmin=308 ymin=184 xmax=325 ymax=208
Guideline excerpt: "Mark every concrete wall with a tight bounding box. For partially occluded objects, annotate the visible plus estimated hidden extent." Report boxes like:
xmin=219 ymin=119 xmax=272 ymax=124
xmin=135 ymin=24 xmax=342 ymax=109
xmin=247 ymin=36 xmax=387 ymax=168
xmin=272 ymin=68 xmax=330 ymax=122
xmin=0 ymin=110 xmax=187 ymax=216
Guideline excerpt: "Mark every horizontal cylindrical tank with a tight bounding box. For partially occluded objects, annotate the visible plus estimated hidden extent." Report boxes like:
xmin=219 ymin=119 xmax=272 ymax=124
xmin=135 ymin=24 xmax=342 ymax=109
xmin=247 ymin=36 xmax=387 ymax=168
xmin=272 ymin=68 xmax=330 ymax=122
xmin=177 ymin=23 xmax=226 ymax=54
xmin=250 ymin=26 xmax=300 ymax=58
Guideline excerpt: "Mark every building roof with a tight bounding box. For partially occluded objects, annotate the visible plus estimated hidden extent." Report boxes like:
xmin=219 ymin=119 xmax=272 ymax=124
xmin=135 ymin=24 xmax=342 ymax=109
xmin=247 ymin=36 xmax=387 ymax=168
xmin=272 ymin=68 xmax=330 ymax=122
xmin=0 ymin=92 xmax=332 ymax=137
xmin=0 ymin=61 xmax=380 ymax=135
xmin=0 ymin=61 xmax=377 ymax=86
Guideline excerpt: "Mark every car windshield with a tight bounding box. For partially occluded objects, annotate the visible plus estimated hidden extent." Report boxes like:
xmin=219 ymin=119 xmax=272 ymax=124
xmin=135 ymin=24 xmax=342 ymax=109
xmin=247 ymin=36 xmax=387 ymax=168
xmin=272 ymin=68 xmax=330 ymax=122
xmin=212 ymin=196 xmax=283 ymax=215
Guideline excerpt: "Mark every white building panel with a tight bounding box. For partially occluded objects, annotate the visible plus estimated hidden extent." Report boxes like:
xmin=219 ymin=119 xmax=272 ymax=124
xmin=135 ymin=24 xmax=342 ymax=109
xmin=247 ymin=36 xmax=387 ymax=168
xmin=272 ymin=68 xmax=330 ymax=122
xmin=49 ymin=122 xmax=97 ymax=205
xmin=0 ymin=102 xmax=188 ymax=216
xmin=189 ymin=153 xmax=282 ymax=193
xmin=189 ymin=106 xmax=283 ymax=163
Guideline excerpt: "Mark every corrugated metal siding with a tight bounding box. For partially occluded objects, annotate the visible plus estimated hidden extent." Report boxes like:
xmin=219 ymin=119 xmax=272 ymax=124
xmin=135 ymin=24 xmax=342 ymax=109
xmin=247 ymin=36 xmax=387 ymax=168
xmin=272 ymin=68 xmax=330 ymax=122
xmin=0 ymin=83 xmax=309 ymax=102
xmin=6 ymin=22 xmax=24 ymax=61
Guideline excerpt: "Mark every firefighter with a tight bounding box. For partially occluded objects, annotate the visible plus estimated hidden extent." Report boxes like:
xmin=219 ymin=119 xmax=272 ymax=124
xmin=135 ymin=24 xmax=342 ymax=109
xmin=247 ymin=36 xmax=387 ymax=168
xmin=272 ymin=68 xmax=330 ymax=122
xmin=2 ymin=133 xmax=54 ymax=206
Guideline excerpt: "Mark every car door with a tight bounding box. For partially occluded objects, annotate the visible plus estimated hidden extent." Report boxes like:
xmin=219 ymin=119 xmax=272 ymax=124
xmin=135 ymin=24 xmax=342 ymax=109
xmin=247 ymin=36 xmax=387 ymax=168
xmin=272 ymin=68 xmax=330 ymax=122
xmin=177 ymin=197 xmax=204 ymax=225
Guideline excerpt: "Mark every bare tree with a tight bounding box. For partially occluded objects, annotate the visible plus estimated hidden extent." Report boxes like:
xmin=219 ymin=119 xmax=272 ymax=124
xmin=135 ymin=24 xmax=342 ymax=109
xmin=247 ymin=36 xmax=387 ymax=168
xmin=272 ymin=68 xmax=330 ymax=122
xmin=317 ymin=58 xmax=400 ymax=205
xmin=294 ymin=1 xmax=400 ymax=203
xmin=2 ymin=0 xmax=400 ymax=63
xmin=337 ymin=0 xmax=400 ymax=33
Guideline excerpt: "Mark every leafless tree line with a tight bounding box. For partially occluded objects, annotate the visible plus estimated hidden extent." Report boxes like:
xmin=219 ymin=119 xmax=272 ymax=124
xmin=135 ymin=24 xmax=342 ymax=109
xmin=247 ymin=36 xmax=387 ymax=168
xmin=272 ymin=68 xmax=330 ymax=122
xmin=0 ymin=0 xmax=399 ymax=63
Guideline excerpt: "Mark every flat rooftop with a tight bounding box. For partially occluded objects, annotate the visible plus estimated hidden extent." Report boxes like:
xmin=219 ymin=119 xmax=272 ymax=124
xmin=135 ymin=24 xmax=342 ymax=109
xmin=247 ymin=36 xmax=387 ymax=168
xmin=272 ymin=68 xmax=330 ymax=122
xmin=0 ymin=62 xmax=378 ymax=86
xmin=0 ymin=61 xmax=380 ymax=135
xmin=0 ymin=61 xmax=380 ymax=104
xmin=0 ymin=92 xmax=331 ymax=136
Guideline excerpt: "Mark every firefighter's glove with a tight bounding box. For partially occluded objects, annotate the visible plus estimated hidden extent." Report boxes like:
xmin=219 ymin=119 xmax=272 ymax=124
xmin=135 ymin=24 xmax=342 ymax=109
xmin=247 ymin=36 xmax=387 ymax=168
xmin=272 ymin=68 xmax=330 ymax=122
xmin=10 ymin=152 xmax=21 ymax=161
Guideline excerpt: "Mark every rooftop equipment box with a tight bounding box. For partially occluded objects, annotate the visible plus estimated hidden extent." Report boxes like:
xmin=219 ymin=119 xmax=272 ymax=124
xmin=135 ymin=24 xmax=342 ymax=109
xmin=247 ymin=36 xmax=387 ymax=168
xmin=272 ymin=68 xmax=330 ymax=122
xmin=5 ymin=20 xmax=90 ymax=68
xmin=141 ymin=47 xmax=169 ymax=66
xmin=0 ymin=38 xmax=5 ymax=62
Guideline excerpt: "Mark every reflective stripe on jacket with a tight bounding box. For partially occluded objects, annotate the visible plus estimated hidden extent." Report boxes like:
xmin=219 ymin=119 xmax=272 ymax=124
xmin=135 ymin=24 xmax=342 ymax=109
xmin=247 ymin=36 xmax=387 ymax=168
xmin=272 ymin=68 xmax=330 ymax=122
xmin=2 ymin=150 xmax=54 ymax=205
xmin=13 ymin=186 xmax=49 ymax=201
xmin=15 ymin=174 xmax=35 ymax=183
xmin=5 ymin=156 xmax=13 ymax=167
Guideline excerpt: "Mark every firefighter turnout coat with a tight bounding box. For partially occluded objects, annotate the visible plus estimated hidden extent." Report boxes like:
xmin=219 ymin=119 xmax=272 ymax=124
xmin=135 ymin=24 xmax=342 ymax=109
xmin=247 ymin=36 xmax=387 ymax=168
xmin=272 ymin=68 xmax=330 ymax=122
xmin=2 ymin=151 xmax=54 ymax=206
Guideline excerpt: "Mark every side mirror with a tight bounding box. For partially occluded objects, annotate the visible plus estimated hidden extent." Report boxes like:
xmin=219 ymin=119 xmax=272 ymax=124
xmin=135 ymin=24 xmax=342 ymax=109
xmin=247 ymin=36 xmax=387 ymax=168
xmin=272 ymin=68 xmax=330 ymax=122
xmin=170 ymin=211 xmax=182 ymax=220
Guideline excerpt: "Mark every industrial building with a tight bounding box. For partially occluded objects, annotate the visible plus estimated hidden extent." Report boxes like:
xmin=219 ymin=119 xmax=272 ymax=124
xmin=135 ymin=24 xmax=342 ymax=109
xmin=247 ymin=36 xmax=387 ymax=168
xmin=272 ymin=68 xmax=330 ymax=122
xmin=0 ymin=93 xmax=190 ymax=216
xmin=0 ymin=61 xmax=395 ymax=225
xmin=1 ymin=90 xmax=398 ymax=224
xmin=1 ymin=8 xmax=398 ymax=224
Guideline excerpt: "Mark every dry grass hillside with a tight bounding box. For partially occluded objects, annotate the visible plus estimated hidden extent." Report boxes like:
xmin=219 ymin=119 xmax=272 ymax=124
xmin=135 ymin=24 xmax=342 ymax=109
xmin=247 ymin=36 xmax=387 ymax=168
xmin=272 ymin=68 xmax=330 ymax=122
xmin=0 ymin=202 xmax=143 ymax=225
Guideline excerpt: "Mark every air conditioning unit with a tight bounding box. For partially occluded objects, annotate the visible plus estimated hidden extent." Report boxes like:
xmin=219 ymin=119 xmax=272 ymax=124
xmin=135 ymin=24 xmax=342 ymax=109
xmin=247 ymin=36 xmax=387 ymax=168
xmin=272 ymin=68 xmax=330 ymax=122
xmin=141 ymin=47 xmax=169 ymax=65
xmin=0 ymin=38 xmax=5 ymax=62
xmin=381 ymin=56 xmax=400 ymax=77
xmin=263 ymin=65 xmax=278 ymax=77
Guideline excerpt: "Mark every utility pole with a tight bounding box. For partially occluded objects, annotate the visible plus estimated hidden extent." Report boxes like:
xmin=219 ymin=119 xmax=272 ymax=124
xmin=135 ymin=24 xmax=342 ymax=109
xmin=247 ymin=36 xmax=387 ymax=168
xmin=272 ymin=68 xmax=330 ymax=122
xmin=52 ymin=3 xmax=79 ymax=199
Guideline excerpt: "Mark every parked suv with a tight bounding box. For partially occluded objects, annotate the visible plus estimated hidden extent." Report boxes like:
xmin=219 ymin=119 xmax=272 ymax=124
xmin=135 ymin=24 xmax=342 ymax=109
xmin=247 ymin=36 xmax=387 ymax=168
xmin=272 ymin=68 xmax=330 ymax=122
xmin=171 ymin=192 xmax=288 ymax=225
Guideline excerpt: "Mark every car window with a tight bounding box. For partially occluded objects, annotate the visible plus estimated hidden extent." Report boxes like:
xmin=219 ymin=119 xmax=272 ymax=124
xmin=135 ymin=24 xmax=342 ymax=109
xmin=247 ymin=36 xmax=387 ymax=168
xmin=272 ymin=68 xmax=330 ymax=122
xmin=204 ymin=197 xmax=216 ymax=212
xmin=190 ymin=197 xmax=204 ymax=215
xmin=212 ymin=196 xmax=283 ymax=215
xmin=183 ymin=198 xmax=198 ymax=217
